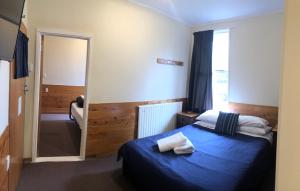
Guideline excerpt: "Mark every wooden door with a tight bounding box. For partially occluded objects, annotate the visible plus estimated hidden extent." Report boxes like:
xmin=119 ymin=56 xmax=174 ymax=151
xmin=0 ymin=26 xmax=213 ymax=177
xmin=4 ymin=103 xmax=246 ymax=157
xmin=9 ymin=61 xmax=25 ymax=191
xmin=8 ymin=24 xmax=27 ymax=191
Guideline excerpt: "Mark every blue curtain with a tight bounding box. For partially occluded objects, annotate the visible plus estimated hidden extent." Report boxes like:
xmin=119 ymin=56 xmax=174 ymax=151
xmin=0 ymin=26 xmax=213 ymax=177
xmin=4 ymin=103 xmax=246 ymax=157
xmin=188 ymin=30 xmax=214 ymax=113
xmin=14 ymin=31 xmax=29 ymax=79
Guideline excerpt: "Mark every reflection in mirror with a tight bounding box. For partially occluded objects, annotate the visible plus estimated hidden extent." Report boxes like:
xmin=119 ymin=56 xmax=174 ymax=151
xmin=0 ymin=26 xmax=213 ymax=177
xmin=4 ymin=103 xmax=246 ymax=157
xmin=37 ymin=35 xmax=88 ymax=157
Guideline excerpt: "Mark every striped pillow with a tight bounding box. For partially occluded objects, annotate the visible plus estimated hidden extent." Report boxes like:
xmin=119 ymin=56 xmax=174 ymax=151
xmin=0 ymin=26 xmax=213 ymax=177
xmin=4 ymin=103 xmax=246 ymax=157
xmin=215 ymin=112 xmax=240 ymax=136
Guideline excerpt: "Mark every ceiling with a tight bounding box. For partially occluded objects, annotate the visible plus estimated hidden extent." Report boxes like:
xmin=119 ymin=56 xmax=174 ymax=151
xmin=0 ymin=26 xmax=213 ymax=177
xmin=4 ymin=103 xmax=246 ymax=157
xmin=129 ymin=0 xmax=284 ymax=26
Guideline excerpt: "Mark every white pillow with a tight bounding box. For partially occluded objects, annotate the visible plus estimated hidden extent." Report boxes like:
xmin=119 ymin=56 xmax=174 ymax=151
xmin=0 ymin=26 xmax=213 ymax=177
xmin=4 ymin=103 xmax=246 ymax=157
xmin=194 ymin=121 xmax=272 ymax=136
xmin=238 ymin=126 xmax=272 ymax=136
xmin=195 ymin=110 xmax=219 ymax=124
xmin=196 ymin=110 xmax=269 ymax=128
xmin=238 ymin=115 xmax=269 ymax=128
xmin=194 ymin=121 xmax=215 ymax=130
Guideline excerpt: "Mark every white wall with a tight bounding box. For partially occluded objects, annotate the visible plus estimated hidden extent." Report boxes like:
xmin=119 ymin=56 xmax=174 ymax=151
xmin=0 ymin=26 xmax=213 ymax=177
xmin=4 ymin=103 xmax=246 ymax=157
xmin=24 ymin=0 xmax=191 ymax=158
xmin=192 ymin=13 xmax=283 ymax=106
xmin=0 ymin=61 xmax=10 ymax=136
xmin=43 ymin=36 xmax=87 ymax=86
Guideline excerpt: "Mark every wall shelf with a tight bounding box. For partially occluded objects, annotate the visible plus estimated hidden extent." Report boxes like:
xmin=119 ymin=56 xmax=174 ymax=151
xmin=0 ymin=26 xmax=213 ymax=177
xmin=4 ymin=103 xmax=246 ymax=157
xmin=157 ymin=58 xmax=184 ymax=66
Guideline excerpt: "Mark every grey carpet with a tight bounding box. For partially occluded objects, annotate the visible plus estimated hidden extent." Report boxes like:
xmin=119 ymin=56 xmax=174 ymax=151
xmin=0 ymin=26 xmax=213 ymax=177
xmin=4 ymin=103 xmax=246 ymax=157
xmin=17 ymin=155 xmax=274 ymax=191
xmin=17 ymin=156 xmax=135 ymax=191
xmin=38 ymin=119 xmax=81 ymax=157
xmin=40 ymin=114 xmax=70 ymax=121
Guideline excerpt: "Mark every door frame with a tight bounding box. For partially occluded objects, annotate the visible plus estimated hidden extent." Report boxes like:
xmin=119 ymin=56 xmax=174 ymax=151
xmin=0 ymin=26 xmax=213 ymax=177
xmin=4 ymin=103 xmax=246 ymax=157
xmin=32 ymin=29 xmax=93 ymax=162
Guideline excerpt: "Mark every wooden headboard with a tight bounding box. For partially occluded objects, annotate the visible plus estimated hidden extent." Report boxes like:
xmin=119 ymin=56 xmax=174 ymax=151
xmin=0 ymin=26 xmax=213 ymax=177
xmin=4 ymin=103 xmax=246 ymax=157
xmin=228 ymin=102 xmax=278 ymax=128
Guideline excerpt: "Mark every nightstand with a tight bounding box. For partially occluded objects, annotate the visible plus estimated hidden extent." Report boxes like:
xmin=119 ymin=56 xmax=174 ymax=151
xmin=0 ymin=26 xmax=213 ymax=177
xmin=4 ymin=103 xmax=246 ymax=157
xmin=176 ymin=112 xmax=199 ymax=128
xmin=272 ymin=125 xmax=278 ymax=158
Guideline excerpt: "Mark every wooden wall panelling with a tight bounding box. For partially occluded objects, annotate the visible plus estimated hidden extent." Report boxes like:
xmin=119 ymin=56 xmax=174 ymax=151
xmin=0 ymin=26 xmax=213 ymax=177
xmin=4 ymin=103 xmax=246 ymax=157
xmin=40 ymin=85 xmax=85 ymax=114
xmin=228 ymin=102 xmax=278 ymax=128
xmin=86 ymin=100 xmax=278 ymax=157
xmin=0 ymin=127 xmax=9 ymax=191
xmin=86 ymin=98 xmax=187 ymax=157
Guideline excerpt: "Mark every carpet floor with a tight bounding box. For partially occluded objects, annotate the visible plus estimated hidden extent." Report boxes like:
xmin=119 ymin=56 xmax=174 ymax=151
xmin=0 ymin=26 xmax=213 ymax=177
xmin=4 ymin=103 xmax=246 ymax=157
xmin=17 ymin=156 xmax=135 ymax=191
xmin=16 ymin=155 xmax=274 ymax=191
xmin=38 ymin=117 xmax=81 ymax=157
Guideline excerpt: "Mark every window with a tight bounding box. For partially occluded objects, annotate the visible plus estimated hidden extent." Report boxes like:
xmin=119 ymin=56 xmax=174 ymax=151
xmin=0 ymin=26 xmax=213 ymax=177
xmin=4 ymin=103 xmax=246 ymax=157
xmin=212 ymin=29 xmax=230 ymax=110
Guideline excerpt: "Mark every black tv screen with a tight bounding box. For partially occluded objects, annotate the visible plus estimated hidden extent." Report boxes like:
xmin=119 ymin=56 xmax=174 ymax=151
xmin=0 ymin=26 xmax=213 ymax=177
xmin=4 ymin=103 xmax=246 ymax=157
xmin=0 ymin=0 xmax=25 ymax=61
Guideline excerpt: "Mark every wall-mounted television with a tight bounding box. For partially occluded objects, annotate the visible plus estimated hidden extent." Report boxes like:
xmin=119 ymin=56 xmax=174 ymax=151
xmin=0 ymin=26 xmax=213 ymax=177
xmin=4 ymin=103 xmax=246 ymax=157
xmin=0 ymin=0 xmax=26 ymax=61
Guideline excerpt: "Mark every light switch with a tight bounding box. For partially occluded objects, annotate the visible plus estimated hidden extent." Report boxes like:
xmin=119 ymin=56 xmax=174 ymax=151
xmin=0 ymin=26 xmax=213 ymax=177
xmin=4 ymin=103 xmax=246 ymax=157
xmin=28 ymin=63 xmax=34 ymax=73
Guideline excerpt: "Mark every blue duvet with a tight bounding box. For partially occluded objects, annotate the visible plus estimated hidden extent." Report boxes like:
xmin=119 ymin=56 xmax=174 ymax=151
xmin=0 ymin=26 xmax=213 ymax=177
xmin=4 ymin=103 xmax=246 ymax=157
xmin=118 ymin=125 xmax=273 ymax=191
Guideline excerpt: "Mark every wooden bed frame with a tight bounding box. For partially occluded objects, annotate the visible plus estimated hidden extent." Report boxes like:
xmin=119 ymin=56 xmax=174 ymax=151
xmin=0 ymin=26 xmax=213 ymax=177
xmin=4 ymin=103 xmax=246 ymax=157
xmin=228 ymin=102 xmax=278 ymax=128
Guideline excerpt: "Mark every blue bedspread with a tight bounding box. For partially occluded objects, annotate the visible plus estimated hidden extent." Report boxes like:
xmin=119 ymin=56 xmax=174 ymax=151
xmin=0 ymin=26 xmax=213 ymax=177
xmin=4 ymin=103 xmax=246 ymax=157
xmin=118 ymin=125 xmax=273 ymax=191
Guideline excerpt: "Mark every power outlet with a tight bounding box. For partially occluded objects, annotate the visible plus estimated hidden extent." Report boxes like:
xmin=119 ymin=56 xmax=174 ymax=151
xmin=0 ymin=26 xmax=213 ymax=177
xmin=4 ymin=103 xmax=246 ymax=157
xmin=5 ymin=155 xmax=10 ymax=171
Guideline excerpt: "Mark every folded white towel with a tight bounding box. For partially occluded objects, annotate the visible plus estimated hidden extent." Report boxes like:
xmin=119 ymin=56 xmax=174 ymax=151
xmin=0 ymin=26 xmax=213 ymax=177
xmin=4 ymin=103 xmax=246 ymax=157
xmin=174 ymin=139 xmax=195 ymax=155
xmin=157 ymin=132 xmax=187 ymax=152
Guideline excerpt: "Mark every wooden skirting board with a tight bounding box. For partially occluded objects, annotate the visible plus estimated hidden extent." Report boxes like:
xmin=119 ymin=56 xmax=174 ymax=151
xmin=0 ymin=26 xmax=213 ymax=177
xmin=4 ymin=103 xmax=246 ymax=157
xmin=0 ymin=127 xmax=9 ymax=191
xmin=40 ymin=84 xmax=85 ymax=114
xmin=86 ymin=98 xmax=187 ymax=157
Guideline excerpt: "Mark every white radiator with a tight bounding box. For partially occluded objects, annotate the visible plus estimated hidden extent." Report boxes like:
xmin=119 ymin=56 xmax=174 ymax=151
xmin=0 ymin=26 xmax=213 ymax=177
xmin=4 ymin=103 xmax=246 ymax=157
xmin=138 ymin=102 xmax=183 ymax=138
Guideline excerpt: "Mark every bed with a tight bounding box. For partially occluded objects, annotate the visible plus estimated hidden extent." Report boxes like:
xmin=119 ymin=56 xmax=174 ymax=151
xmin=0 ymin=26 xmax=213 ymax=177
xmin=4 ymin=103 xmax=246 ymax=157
xmin=118 ymin=124 xmax=274 ymax=191
xmin=71 ymin=102 xmax=84 ymax=129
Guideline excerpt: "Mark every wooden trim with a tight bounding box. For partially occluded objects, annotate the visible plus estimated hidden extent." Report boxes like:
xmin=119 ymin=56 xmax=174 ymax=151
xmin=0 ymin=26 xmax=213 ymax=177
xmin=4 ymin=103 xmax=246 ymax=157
xmin=86 ymin=98 xmax=187 ymax=157
xmin=228 ymin=102 xmax=278 ymax=128
xmin=157 ymin=58 xmax=184 ymax=66
xmin=0 ymin=127 xmax=9 ymax=191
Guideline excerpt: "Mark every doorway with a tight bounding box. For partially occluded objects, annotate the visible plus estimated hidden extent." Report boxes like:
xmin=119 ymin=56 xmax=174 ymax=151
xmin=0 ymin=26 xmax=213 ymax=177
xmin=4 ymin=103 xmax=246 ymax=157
xmin=32 ymin=30 xmax=92 ymax=162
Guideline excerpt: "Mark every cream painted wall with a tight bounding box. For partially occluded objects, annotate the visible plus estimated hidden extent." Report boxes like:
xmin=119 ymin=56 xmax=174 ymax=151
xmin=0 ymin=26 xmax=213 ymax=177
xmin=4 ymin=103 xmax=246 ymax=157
xmin=24 ymin=0 xmax=191 ymax=158
xmin=192 ymin=13 xmax=283 ymax=107
xmin=22 ymin=0 xmax=28 ymax=26
xmin=43 ymin=36 xmax=87 ymax=86
xmin=276 ymin=1 xmax=300 ymax=190
xmin=0 ymin=61 xmax=10 ymax=136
